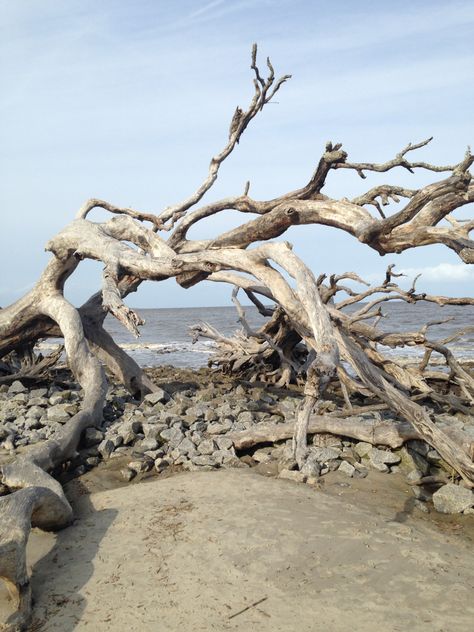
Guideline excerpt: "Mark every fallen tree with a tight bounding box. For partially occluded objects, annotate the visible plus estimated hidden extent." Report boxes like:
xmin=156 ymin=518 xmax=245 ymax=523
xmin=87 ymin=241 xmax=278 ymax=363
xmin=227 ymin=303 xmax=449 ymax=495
xmin=1 ymin=45 xmax=473 ymax=630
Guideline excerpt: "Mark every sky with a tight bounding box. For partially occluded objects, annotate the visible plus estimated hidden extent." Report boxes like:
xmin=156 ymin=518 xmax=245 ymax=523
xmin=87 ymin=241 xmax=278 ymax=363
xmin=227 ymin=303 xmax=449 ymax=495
xmin=1 ymin=0 xmax=473 ymax=308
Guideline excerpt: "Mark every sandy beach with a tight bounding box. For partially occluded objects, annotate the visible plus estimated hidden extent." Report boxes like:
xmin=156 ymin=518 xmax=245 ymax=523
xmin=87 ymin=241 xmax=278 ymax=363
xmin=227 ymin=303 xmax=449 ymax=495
xmin=1 ymin=468 xmax=472 ymax=632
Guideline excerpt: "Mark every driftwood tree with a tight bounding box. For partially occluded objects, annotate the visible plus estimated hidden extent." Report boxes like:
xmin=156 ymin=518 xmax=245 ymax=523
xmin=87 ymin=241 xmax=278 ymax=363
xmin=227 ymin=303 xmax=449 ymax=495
xmin=1 ymin=45 xmax=474 ymax=630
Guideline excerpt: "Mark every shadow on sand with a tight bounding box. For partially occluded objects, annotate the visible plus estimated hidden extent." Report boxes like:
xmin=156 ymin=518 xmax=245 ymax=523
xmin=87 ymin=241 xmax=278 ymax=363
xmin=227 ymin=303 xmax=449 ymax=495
xmin=28 ymin=481 xmax=117 ymax=631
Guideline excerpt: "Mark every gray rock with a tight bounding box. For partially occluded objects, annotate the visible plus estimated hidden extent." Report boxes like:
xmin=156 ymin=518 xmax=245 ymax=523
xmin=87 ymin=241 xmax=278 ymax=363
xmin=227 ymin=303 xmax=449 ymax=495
xmin=301 ymin=455 xmax=321 ymax=478
xmin=12 ymin=393 xmax=28 ymax=404
xmin=85 ymin=456 xmax=100 ymax=468
xmin=47 ymin=404 xmax=71 ymax=423
xmin=212 ymin=449 xmax=236 ymax=464
xmin=121 ymin=468 xmax=136 ymax=481
xmin=98 ymin=439 xmax=115 ymax=460
xmin=370 ymin=448 xmax=401 ymax=466
xmin=8 ymin=380 xmax=26 ymax=394
xmin=338 ymin=461 xmax=356 ymax=477
xmin=215 ymin=436 xmax=233 ymax=451
xmin=2 ymin=436 xmax=16 ymax=451
xmin=252 ymin=448 xmax=274 ymax=464
xmin=191 ymin=454 xmax=217 ymax=467
xmin=160 ymin=426 xmax=184 ymax=448
xmin=28 ymin=397 xmax=48 ymax=407
xmin=128 ymin=459 xmax=152 ymax=474
xmin=237 ymin=411 xmax=255 ymax=425
xmin=142 ymin=422 xmax=166 ymax=440
xmin=138 ymin=437 xmax=159 ymax=452
xmin=186 ymin=404 xmax=208 ymax=419
xmin=83 ymin=428 xmax=104 ymax=447
xmin=399 ymin=447 xmax=430 ymax=476
xmin=427 ymin=449 xmax=442 ymax=464
xmin=197 ymin=439 xmax=216 ymax=455
xmin=24 ymin=417 xmax=43 ymax=430
xmin=29 ymin=388 xmax=48 ymax=398
xmin=368 ymin=457 xmax=389 ymax=473
xmin=26 ymin=405 xmax=44 ymax=419
xmin=309 ymin=446 xmax=342 ymax=463
xmin=144 ymin=388 xmax=170 ymax=405
xmin=406 ymin=440 xmax=430 ymax=457
xmin=49 ymin=390 xmax=71 ymax=405
xmin=154 ymin=457 xmax=167 ymax=472
xmin=177 ymin=437 xmax=196 ymax=455
xmin=207 ymin=420 xmax=233 ymax=435
xmin=279 ymin=469 xmax=306 ymax=483
xmin=354 ymin=442 xmax=372 ymax=458
xmin=432 ymin=484 xmax=474 ymax=514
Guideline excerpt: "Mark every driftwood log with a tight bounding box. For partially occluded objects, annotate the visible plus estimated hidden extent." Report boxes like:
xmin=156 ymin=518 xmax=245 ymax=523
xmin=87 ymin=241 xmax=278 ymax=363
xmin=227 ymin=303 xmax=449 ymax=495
xmin=1 ymin=45 xmax=474 ymax=630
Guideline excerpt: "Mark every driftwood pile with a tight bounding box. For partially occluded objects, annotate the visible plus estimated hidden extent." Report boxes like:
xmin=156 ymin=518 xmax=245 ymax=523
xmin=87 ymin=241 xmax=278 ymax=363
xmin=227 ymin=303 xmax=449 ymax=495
xmin=1 ymin=46 xmax=474 ymax=630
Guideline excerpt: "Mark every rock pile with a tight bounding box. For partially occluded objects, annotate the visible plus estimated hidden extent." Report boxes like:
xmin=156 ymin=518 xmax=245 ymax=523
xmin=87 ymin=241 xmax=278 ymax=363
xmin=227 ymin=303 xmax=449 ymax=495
xmin=1 ymin=368 xmax=474 ymax=515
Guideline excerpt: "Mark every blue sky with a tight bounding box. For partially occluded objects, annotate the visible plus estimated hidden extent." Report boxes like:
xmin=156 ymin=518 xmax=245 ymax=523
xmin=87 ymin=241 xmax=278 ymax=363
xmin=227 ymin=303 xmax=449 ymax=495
xmin=1 ymin=0 xmax=473 ymax=307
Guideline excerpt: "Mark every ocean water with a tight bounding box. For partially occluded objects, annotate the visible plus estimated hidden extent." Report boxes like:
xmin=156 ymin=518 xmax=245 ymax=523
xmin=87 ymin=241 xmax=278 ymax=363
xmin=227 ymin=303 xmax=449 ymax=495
xmin=37 ymin=302 xmax=474 ymax=369
xmin=92 ymin=302 xmax=474 ymax=368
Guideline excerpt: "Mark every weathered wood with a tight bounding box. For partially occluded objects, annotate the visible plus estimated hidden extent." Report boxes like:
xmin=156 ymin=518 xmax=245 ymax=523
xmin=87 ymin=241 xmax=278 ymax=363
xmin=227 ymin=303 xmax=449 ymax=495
xmin=228 ymin=415 xmax=473 ymax=454
xmin=1 ymin=44 xmax=473 ymax=630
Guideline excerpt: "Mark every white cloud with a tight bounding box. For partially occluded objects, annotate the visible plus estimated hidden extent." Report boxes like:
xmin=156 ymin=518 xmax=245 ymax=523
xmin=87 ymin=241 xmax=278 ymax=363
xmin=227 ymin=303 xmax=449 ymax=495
xmin=399 ymin=263 xmax=474 ymax=282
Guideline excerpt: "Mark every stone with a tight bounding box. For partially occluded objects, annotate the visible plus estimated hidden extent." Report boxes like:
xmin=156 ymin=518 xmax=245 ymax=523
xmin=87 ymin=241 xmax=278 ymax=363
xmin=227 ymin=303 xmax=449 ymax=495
xmin=177 ymin=437 xmax=197 ymax=455
xmin=398 ymin=447 xmax=430 ymax=476
xmin=83 ymin=428 xmax=104 ymax=447
xmin=252 ymin=448 xmax=274 ymax=464
xmin=368 ymin=458 xmax=389 ymax=473
xmin=207 ymin=420 xmax=233 ymax=435
xmin=29 ymin=388 xmax=48 ymax=398
xmin=406 ymin=440 xmax=430 ymax=457
xmin=215 ymin=436 xmax=234 ymax=451
xmin=26 ymin=405 xmax=44 ymax=419
xmin=370 ymin=449 xmax=401 ymax=466
xmin=49 ymin=390 xmax=71 ymax=405
xmin=121 ymin=468 xmax=136 ymax=482
xmin=8 ymin=380 xmax=26 ymax=394
xmin=138 ymin=438 xmax=159 ymax=452
xmin=47 ymin=404 xmax=71 ymax=423
xmin=427 ymin=449 xmax=442 ymax=464
xmin=85 ymin=456 xmax=100 ymax=468
xmin=301 ymin=455 xmax=321 ymax=478
xmin=142 ymin=422 xmax=166 ymax=440
xmin=197 ymin=439 xmax=216 ymax=455
xmin=309 ymin=446 xmax=342 ymax=463
xmin=186 ymin=404 xmax=208 ymax=419
xmin=144 ymin=388 xmax=170 ymax=405
xmin=191 ymin=454 xmax=216 ymax=467
xmin=12 ymin=393 xmax=28 ymax=404
xmin=354 ymin=442 xmax=373 ymax=458
xmin=160 ymin=426 xmax=184 ymax=448
xmin=2 ymin=436 xmax=15 ymax=451
xmin=237 ymin=411 xmax=255 ymax=424
xmin=98 ymin=439 xmax=115 ymax=460
xmin=279 ymin=469 xmax=306 ymax=483
xmin=213 ymin=449 xmax=236 ymax=464
xmin=432 ymin=484 xmax=474 ymax=514
xmin=338 ymin=461 xmax=355 ymax=477
xmin=128 ymin=459 xmax=152 ymax=474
